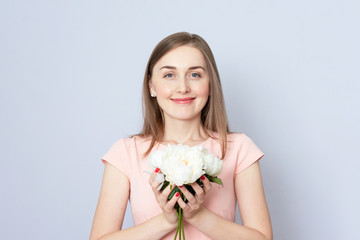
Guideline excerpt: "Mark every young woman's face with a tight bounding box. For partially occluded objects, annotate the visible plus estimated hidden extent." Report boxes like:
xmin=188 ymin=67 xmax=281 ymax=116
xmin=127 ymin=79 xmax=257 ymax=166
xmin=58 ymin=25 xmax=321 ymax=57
xmin=149 ymin=45 xmax=210 ymax=123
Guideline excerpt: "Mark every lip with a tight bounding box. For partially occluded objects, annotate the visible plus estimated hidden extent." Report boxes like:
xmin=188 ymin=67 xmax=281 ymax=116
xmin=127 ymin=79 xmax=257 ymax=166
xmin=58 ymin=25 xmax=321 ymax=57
xmin=171 ymin=97 xmax=196 ymax=104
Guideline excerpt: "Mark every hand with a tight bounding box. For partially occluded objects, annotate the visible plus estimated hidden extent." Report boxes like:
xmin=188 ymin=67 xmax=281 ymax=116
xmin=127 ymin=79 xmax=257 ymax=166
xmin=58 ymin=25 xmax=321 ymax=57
xmin=149 ymin=168 xmax=180 ymax=226
xmin=177 ymin=175 xmax=212 ymax=220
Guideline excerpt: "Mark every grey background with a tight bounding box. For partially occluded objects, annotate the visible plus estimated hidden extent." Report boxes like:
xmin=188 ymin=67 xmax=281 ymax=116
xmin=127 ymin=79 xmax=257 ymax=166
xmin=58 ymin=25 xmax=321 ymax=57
xmin=1 ymin=0 xmax=359 ymax=239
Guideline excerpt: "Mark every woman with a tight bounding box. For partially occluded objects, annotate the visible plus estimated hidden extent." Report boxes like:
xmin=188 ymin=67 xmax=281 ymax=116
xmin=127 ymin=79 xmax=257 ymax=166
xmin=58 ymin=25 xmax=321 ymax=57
xmin=90 ymin=32 xmax=272 ymax=240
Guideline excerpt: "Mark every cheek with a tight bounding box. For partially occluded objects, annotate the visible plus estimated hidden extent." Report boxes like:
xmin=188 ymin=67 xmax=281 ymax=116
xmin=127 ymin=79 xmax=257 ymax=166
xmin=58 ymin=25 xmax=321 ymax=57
xmin=194 ymin=83 xmax=210 ymax=97
xmin=155 ymin=85 xmax=173 ymax=98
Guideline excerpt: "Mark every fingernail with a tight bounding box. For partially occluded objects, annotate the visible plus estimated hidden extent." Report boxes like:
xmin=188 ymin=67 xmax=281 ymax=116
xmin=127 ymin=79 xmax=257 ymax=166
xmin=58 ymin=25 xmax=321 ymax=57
xmin=179 ymin=185 xmax=183 ymax=188
xmin=201 ymin=175 xmax=206 ymax=180
xmin=155 ymin=168 xmax=160 ymax=173
xmin=175 ymin=192 xmax=180 ymax=197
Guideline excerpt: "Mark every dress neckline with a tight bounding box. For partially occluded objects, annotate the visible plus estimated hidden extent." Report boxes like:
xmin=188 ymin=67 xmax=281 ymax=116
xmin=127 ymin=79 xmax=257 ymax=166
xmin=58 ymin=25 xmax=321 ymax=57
xmin=158 ymin=136 xmax=212 ymax=148
xmin=134 ymin=132 xmax=217 ymax=149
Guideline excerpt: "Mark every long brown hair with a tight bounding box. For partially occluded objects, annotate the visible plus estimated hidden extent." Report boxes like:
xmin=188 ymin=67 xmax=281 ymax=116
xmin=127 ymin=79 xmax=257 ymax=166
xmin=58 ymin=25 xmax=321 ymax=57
xmin=137 ymin=32 xmax=229 ymax=158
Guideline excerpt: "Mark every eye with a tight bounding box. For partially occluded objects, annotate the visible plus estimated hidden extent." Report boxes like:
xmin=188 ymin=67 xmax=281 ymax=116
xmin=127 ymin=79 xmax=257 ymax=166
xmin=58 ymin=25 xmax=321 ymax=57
xmin=164 ymin=73 xmax=175 ymax=78
xmin=189 ymin=72 xmax=201 ymax=79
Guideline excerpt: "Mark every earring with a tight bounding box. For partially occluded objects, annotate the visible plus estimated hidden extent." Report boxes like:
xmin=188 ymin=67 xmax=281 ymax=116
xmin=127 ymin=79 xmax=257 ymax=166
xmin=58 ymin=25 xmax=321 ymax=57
xmin=151 ymin=93 xmax=156 ymax=97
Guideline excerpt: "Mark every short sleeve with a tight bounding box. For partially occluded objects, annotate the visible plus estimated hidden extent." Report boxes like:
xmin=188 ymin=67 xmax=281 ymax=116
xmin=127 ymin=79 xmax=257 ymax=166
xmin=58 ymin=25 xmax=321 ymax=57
xmin=101 ymin=138 xmax=130 ymax=178
xmin=234 ymin=134 xmax=264 ymax=175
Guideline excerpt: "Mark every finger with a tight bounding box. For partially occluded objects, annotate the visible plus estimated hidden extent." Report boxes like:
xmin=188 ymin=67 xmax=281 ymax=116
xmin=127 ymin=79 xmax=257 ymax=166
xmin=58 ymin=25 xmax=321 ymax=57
xmin=178 ymin=185 xmax=196 ymax=204
xmin=158 ymin=184 xmax=173 ymax=207
xmin=190 ymin=182 xmax=205 ymax=201
xmin=177 ymin=196 xmax=191 ymax=212
xmin=149 ymin=168 xmax=162 ymax=195
xmin=148 ymin=168 xmax=161 ymax=183
xmin=150 ymin=179 xmax=161 ymax=194
xmin=200 ymin=175 xmax=212 ymax=194
xmin=164 ymin=191 xmax=180 ymax=213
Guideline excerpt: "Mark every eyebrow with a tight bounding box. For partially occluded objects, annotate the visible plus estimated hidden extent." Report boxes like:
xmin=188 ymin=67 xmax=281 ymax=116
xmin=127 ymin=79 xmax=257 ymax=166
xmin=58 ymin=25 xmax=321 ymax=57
xmin=160 ymin=65 xmax=206 ymax=71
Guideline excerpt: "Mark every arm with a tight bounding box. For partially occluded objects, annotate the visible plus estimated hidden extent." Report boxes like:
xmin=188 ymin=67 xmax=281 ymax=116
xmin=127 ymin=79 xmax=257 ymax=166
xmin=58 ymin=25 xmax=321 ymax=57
xmin=89 ymin=163 xmax=178 ymax=240
xmin=179 ymin=161 xmax=273 ymax=240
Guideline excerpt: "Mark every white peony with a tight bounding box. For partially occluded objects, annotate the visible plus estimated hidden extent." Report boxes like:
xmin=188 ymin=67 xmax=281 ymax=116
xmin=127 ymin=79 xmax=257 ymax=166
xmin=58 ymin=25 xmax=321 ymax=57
xmin=201 ymin=148 xmax=223 ymax=176
xmin=149 ymin=149 xmax=166 ymax=170
xmin=162 ymin=145 xmax=205 ymax=185
xmin=149 ymin=144 xmax=222 ymax=186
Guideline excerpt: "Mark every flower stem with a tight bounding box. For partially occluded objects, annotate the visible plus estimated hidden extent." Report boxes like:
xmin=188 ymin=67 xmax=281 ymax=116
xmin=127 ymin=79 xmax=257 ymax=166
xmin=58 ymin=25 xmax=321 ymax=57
xmin=181 ymin=209 xmax=185 ymax=240
xmin=174 ymin=194 xmax=186 ymax=240
xmin=179 ymin=208 xmax=182 ymax=240
xmin=174 ymin=208 xmax=180 ymax=240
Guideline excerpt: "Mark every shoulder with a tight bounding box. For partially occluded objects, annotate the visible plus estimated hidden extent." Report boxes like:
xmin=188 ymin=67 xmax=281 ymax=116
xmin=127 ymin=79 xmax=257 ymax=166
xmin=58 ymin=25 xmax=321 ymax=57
xmin=207 ymin=131 xmax=256 ymax=149
xmin=102 ymin=136 xmax=152 ymax=167
xmin=225 ymin=132 xmax=263 ymax=156
xmin=226 ymin=132 xmax=255 ymax=146
xmin=207 ymin=132 xmax=259 ymax=157
xmin=109 ymin=135 xmax=152 ymax=150
xmin=225 ymin=132 xmax=264 ymax=173
xmin=106 ymin=137 xmax=130 ymax=150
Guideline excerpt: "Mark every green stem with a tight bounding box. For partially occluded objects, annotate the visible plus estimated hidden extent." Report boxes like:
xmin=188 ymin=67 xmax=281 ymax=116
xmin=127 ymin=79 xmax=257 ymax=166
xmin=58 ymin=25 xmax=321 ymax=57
xmin=174 ymin=208 xmax=180 ymax=240
xmin=178 ymin=208 xmax=181 ymax=240
xmin=181 ymin=208 xmax=185 ymax=240
xmin=174 ymin=194 xmax=187 ymax=240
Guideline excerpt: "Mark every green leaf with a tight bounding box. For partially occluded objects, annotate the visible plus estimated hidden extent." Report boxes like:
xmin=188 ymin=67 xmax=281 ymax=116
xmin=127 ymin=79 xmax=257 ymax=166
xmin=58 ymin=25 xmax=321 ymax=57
xmin=160 ymin=181 xmax=169 ymax=192
xmin=208 ymin=176 xmax=223 ymax=186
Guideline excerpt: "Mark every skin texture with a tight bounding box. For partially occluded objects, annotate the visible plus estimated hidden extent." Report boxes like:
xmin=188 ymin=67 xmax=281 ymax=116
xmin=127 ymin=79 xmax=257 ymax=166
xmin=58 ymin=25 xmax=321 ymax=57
xmin=89 ymin=45 xmax=273 ymax=240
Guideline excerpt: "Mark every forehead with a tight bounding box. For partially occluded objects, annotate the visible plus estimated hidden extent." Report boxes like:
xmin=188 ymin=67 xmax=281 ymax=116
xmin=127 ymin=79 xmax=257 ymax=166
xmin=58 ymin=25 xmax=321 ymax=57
xmin=154 ymin=45 xmax=206 ymax=69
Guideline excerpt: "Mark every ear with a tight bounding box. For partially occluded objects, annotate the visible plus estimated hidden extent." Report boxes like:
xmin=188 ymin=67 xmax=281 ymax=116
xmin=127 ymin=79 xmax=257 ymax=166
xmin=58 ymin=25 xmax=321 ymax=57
xmin=148 ymin=79 xmax=153 ymax=90
xmin=149 ymin=80 xmax=156 ymax=97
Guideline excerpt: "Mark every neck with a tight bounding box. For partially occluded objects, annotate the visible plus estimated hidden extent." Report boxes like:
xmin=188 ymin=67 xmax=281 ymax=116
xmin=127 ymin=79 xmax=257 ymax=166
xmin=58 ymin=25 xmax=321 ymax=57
xmin=162 ymin=116 xmax=209 ymax=145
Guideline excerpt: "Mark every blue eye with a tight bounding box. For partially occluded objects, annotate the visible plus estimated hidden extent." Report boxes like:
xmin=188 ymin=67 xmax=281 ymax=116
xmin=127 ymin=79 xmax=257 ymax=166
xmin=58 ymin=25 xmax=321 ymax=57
xmin=190 ymin=73 xmax=200 ymax=78
xmin=164 ymin=73 xmax=174 ymax=78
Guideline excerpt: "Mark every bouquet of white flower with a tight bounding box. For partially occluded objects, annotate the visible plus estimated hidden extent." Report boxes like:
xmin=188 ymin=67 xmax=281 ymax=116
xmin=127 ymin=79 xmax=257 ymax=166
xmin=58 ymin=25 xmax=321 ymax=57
xmin=149 ymin=144 xmax=223 ymax=240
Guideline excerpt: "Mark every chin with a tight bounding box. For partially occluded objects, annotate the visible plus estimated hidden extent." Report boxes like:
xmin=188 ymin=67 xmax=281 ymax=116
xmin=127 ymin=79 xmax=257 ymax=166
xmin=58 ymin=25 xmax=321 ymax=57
xmin=166 ymin=112 xmax=202 ymax=121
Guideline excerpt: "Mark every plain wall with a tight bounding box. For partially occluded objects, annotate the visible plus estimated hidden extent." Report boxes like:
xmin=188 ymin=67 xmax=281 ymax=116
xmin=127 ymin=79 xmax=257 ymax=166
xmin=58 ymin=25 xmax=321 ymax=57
xmin=1 ymin=0 xmax=359 ymax=239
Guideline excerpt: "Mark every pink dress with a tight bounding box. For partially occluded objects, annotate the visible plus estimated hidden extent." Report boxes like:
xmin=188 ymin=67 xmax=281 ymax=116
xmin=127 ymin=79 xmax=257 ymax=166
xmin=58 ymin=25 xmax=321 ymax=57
xmin=102 ymin=132 xmax=264 ymax=240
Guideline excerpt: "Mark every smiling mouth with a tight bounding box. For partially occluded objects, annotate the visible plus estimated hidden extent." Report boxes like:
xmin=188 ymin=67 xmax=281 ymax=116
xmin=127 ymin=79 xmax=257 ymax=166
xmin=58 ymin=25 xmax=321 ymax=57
xmin=171 ymin=97 xmax=196 ymax=104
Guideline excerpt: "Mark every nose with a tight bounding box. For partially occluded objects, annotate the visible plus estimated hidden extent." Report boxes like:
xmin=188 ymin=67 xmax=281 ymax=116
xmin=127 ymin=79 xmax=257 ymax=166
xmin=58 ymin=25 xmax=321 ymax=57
xmin=176 ymin=76 xmax=190 ymax=94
